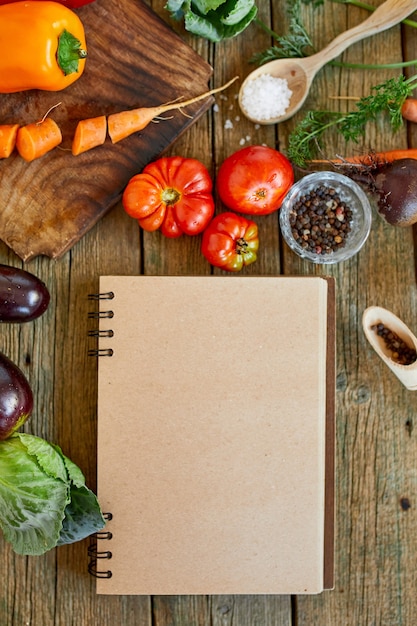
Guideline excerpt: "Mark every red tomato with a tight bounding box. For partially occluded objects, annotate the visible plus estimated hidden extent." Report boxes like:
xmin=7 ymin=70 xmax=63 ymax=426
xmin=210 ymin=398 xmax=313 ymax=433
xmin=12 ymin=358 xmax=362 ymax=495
xmin=201 ymin=212 xmax=259 ymax=272
xmin=216 ymin=145 xmax=294 ymax=215
xmin=122 ymin=156 xmax=215 ymax=238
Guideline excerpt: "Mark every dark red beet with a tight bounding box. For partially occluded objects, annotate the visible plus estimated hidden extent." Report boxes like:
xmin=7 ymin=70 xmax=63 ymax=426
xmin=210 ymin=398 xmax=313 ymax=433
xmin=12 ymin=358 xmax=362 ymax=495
xmin=0 ymin=352 xmax=33 ymax=440
xmin=374 ymin=158 xmax=417 ymax=227
xmin=0 ymin=264 xmax=50 ymax=322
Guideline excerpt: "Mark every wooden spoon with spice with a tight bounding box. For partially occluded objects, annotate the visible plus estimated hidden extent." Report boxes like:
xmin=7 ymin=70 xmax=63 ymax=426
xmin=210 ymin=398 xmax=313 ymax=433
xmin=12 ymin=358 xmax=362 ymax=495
xmin=239 ymin=0 xmax=417 ymax=125
xmin=362 ymin=306 xmax=417 ymax=390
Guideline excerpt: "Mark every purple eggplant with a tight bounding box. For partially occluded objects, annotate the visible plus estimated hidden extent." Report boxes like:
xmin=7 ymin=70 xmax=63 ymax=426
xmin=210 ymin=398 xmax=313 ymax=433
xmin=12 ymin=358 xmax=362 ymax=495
xmin=0 ymin=351 xmax=33 ymax=440
xmin=0 ymin=264 xmax=50 ymax=323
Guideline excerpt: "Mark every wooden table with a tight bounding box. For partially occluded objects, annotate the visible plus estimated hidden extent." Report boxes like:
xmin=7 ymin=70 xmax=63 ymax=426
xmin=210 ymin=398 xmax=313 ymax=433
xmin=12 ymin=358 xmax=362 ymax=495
xmin=2 ymin=1 xmax=417 ymax=624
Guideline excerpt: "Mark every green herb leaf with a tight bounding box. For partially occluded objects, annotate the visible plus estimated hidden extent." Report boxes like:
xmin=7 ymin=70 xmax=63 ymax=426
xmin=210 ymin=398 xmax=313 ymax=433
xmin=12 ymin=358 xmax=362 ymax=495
xmin=57 ymin=29 xmax=87 ymax=77
xmin=287 ymin=74 xmax=417 ymax=167
xmin=0 ymin=433 xmax=105 ymax=556
xmin=287 ymin=111 xmax=343 ymax=167
xmin=252 ymin=0 xmax=314 ymax=65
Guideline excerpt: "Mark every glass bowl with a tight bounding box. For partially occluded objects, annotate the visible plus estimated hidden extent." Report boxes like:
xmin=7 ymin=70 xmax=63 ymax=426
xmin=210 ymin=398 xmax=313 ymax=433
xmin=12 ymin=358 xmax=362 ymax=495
xmin=279 ymin=171 xmax=372 ymax=264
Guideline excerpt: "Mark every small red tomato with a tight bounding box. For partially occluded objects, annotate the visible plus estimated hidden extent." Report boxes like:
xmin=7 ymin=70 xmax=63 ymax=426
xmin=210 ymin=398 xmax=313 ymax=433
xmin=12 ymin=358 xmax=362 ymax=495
xmin=122 ymin=156 xmax=215 ymax=238
xmin=201 ymin=212 xmax=259 ymax=272
xmin=216 ymin=145 xmax=294 ymax=215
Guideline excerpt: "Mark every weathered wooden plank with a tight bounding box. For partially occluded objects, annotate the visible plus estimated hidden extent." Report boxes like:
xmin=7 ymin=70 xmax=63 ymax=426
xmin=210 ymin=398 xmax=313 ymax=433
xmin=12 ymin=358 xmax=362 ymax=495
xmin=210 ymin=595 xmax=291 ymax=626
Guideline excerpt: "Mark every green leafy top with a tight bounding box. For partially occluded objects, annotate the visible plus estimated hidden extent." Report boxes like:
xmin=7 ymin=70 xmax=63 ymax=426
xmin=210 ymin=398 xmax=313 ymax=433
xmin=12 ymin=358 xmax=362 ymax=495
xmin=0 ymin=433 xmax=105 ymax=556
xmin=287 ymin=74 xmax=417 ymax=167
xmin=57 ymin=30 xmax=87 ymax=76
xmin=165 ymin=0 xmax=258 ymax=42
xmin=251 ymin=0 xmax=314 ymax=65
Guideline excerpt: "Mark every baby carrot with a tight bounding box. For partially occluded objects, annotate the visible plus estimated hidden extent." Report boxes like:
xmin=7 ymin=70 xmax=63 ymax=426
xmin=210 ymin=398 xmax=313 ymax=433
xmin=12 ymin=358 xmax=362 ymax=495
xmin=72 ymin=115 xmax=107 ymax=156
xmin=0 ymin=124 xmax=19 ymax=158
xmin=16 ymin=117 xmax=62 ymax=162
xmin=107 ymin=76 xmax=238 ymax=144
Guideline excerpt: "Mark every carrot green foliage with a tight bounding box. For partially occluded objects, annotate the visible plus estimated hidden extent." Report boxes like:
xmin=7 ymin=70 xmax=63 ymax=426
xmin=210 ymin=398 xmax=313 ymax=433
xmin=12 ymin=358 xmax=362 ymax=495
xmin=251 ymin=0 xmax=314 ymax=65
xmin=287 ymin=75 xmax=417 ymax=167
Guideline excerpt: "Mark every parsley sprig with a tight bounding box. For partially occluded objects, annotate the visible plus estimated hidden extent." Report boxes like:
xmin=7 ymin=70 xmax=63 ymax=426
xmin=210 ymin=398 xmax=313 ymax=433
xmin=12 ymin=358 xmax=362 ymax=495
xmin=287 ymin=74 xmax=417 ymax=167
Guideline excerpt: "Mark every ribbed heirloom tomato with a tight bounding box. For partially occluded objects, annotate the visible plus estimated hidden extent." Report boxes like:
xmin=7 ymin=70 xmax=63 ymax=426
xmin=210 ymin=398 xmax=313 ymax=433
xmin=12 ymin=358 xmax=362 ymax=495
xmin=122 ymin=156 xmax=215 ymax=238
xmin=201 ymin=212 xmax=259 ymax=272
xmin=216 ymin=145 xmax=294 ymax=215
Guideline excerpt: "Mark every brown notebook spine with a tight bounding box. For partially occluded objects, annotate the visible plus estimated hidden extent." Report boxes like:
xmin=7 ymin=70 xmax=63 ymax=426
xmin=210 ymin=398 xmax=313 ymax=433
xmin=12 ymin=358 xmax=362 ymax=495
xmin=88 ymin=512 xmax=113 ymax=579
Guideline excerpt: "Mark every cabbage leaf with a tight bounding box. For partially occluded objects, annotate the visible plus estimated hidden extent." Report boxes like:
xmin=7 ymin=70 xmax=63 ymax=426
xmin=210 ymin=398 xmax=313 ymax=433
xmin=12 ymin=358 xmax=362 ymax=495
xmin=165 ymin=0 xmax=257 ymax=41
xmin=0 ymin=433 xmax=105 ymax=555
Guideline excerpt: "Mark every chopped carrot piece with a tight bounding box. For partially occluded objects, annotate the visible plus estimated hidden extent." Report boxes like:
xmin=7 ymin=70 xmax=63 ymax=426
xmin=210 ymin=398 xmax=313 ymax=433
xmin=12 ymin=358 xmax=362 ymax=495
xmin=0 ymin=124 xmax=19 ymax=158
xmin=72 ymin=115 xmax=107 ymax=156
xmin=16 ymin=118 xmax=62 ymax=162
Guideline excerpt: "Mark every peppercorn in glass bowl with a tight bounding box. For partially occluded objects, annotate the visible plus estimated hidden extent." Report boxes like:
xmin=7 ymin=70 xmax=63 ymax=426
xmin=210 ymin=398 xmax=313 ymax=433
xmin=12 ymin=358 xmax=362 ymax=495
xmin=279 ymin=171 xmax=372 ymax=264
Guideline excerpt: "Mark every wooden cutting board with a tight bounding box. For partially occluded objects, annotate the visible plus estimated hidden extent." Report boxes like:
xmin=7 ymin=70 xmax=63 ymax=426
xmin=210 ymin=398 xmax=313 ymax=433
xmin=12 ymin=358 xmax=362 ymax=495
xmin=0 ymin=0 xmax=213 ymax=261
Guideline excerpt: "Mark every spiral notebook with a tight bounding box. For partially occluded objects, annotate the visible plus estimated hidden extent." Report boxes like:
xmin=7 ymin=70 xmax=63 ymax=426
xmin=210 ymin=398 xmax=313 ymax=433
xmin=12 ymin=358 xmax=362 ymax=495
xmin=88 ymin=275 xmax=335 ymax=595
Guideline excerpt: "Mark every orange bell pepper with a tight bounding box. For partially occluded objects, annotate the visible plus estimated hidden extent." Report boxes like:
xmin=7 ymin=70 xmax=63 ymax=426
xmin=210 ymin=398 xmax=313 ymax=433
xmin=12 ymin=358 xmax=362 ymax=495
xmin=0 ymin=1 xmax=87 ymax=93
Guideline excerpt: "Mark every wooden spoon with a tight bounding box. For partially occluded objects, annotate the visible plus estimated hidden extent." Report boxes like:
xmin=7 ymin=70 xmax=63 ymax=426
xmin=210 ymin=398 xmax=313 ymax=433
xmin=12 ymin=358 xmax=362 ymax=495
xmin=239 ymin=0 xmax=417 ymax=124
xmin=362 ymin=306 xmax=417 ymax=390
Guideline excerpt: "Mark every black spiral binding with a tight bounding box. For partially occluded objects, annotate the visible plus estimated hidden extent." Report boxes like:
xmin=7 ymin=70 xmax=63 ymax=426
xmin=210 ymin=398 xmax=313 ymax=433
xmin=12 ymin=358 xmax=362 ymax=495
xmin=88 ymin=291 xmax=115 ymax=357
xmin=88 ymin=291 xmax=115 ymax=301
xmin=88 ymin=512 xmax=113 ymax=579
xmin=88 ymin=291 xmax=115 ymax=578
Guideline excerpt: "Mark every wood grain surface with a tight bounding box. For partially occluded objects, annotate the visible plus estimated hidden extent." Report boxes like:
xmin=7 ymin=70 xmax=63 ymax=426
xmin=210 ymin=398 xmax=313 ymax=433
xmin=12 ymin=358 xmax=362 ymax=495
xmin=1 ymin=0 xmax=417 ymax=624
xmin=0 ymin=0 xmax=213 ymax=261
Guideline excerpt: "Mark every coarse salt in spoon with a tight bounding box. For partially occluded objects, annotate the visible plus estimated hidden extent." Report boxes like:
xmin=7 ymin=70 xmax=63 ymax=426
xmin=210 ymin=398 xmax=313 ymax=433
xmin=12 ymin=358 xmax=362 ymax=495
xmin=239 ymin=0 xmax=417 ymax=125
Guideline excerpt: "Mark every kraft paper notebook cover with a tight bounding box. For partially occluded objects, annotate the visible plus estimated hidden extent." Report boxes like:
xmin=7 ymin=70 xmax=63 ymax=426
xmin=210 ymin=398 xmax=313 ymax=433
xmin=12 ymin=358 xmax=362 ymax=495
xmin=88 ymin=275 xmax=335 ymax=595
